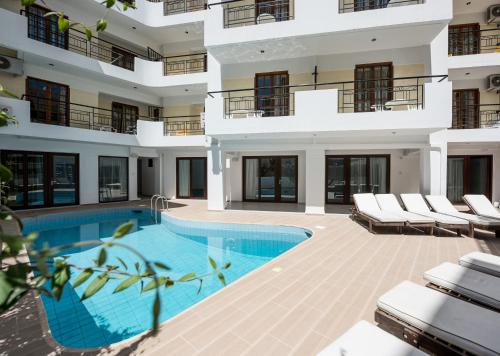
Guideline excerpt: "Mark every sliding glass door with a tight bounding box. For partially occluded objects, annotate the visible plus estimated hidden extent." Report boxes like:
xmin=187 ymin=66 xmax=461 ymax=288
xmin=99 ymin=156 xmax=129 ymax=203
xmin=1 ymin=150 xmax=79 ymax=209
xmin=447 ymin=156 xmax=492 ymax=203
xmin=326 ymin=155 xmax=390 ymax=204
xmin=176 ymin=158 xmax=207 ymax=199
xmin=243 ymin=156 xmax=298 ymax=203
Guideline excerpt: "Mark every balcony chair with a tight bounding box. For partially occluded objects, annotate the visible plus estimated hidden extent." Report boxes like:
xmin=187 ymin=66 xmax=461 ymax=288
xmin=375 ymin=281 xmax=500 ymax=356
xmin=352 ymin=193 xmax=406 ymax=233
xmin=317 ymin=320 xmax=426 ymax=356
xmin=425 ymin=195 xmax=500 ymax=238
xmin=459 ymin=252 xmax=500 ymax=278
xmin=400 ymin=193 xmax=468 ymax=236
xmin=423 ymin=262 xmax=500 ymax=311
xmin=462 ymin=194 xmax=500 ymax=221
xmin=375 ymin=194 xmax=435 ymax=234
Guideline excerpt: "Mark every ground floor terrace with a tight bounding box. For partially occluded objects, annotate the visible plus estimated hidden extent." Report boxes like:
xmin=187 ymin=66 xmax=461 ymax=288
xmin=1 ymin=199 xmax=499 ymax=355
xmin=1 ymin=136 xmax=499 ymax=214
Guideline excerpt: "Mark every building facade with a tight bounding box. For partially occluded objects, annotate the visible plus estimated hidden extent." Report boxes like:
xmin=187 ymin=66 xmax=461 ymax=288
xmin=0 ymin=0 xmax=498 ymax=213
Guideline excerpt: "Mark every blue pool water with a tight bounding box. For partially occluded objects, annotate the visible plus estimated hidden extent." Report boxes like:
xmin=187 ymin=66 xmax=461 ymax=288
xmin=23 ymin=209 xmax=310 ymax=349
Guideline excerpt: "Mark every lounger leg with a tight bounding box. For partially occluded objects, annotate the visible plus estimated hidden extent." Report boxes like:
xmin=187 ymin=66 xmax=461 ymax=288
xmin=369 ymin=220 xmax=373 ymax=233
xmin=496 ymin=230 xmax=500 ymax=238
xmin=469 ymin=223 xmax=474 ymax=238
xmin=456 ymin=229 xmax=460 ymax=237
xmin=429 ymin=226 xmax=434 ymax=236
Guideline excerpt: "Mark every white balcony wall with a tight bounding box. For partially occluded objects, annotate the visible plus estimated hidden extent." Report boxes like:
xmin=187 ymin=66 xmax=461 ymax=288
xmin=205 ymin=81 xmax=452 ymax=138
xmin=205 ymin=0 xmax=452 ymax=49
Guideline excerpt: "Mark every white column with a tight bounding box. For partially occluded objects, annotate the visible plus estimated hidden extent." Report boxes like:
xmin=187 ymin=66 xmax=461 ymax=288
xmin=129 ymin=155 xmax=139 ymax=201
xmin=419 ymin=145 xmax=446 ymax=196
xmin=305 ymin=148 xmax=325 ymax=215
xmin=207 ymin=142 xmax=225 ymax=211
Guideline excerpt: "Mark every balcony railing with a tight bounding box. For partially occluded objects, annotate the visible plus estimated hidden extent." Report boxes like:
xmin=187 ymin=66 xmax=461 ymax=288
xmin=449 ymin=28 xmax=500 ymax=56
xmin=164 ymin=117 xmax=205 ymax=135
xmin=339 ymin=0 xmax=424 ymax=13
xmin=223 ymin=0 xmax=293 ymax=28
xmin=21 ymin=9 xmax=148 ymax=71
xmin=452 ymin=104 xmax=500 ymax=129
xmin=209 ymin=75 xmax=446 ymax=119
xmin=164 ymin=0 xmax=207 ymax=15
xmin=163 ymin=53 xmax=207 ymax=75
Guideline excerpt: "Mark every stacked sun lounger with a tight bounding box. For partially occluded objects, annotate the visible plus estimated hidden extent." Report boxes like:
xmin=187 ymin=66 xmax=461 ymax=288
xmin=352 ymin=193 xmax=500 ymax=238
xmin=317 ymin=252 xmax=500 ymax=355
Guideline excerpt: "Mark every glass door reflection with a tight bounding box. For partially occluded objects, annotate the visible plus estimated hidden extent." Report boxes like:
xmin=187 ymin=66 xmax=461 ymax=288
xmin=280 ymin=157 xmax=297 ymax=202
xmin=51 ymin=154 xmax=78 ymax=205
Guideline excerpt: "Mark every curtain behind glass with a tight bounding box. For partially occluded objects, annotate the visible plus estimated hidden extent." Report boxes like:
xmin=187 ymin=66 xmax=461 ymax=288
xmin=447 ymin=158 xmax=464 ymax=203
xmin=178 ymin=159 xmax=190 ymax=197
xmin=245 ymin=159 xmax=259 ymax=200
xmin=469 ymin=157 xmax=489 ymax=196
xmin=99 ymin=157 xmax=128 ymax=202
xmin=350 ymin=158 xmax=367 ymax=202
xmin=370 ymin=157 xmax=387 ymax=194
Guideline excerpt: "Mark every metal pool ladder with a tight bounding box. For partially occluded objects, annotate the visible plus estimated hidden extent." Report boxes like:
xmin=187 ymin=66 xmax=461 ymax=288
xmin=150 ymin=195 xmax=168 ymax=224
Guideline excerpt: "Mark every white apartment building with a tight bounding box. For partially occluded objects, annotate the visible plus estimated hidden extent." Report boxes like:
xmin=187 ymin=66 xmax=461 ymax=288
xmin=0 ymin=0 xmax=498 ymax=214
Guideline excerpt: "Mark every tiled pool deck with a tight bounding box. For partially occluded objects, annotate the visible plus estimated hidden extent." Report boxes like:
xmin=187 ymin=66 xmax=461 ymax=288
xmin=1 ymin=199 xmax=499 ymax=355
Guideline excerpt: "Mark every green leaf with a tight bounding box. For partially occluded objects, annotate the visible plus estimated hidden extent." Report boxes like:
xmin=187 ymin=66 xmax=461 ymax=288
xmin=154 ymin=261 xmax=171 ymax=271
xmin=208 ymin=256 xmax=217 ymax=270
xmin=217 ymin=272 xmax=226 ymax=286
xmin=114 ymin=275 xmax=140 ymax=293
xmin=96 ymin=18 xmax=108 ymax=32
xmin=0 ymin=164 xmax=12 ymax=183
xmin=52 ymin=266 xmax=70 ymax=300
xmin=72 ymin=269 xmax=93 ymax=288
xmin=165 ymin=278 xmax=174 ymax=288
xmin=21 ymin=0 xmax=37 ymax=6
xmin=104 ymin=0 xmax=116 ymax=8
xmin=178 ymin=272 xmax=196 ymax=282
xmin=116 ymin=257 xmax=128 ymax=270
xmin=222 ymin=262 xmax=231 ymax=270
xmin=84 ymin=27 xmax=93 ymax=41
xmin=114 ymin=221 xmax=134 ymax=238
xmin=152 ymin=293 xmax=160 ymax=332
xmin=196 ymin=279 xmax=203 ymax=294
xmin=143 ymin=277 xmax=166 ymax=292
xmin=81 ymin=273 xmax=109 ymax=301
xmin=58 ymin=16 xmax=70 ymax=32
xmin=97 ymin=248 xmax=107 ymax=267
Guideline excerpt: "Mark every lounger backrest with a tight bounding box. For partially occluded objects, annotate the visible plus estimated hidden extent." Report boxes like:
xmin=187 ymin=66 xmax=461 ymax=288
xmin=400 ymin=194 xmax=431 ymax=213
xmin=375 ymin=194 xmax=404 ymax=212
xmin=463 ymin=195 xmax=499 ymax=217
xmin=353 ymin=193 xmax=380 ymax=212
xmin=425 ymin=195 xmax=458 ymax=214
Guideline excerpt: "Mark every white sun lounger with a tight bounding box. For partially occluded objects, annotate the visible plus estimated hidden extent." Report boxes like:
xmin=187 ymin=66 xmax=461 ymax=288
xmin=459 ymin=252 xmax=500 ymax=278
xmin=376 ymin=281 xmax=500 ymax=356
xmin=400 ymin=194 xmax=468 ymax=236
xmin=463 ymin=195 xmax=500 ymax=221
xmin=352 ymin=193 xmax=406 ymax=233
xmin=425 ymin=195 xmax=500 ymax=238
xmin=375 ymin=194 xmax=435 ymax=234
xmin=424 ymin=262 xmax=500 ymax=311
xmin=317 ymin=320 xmax=426 ymax=356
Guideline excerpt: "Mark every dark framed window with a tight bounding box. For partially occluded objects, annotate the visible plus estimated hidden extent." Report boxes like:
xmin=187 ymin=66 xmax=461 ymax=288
xmin=354 ymin=62 xmax=393 ymax=112
xmin=111 ymin=102 xmax=139 ymax=134
xmin=243 ymin=156 xmax=298 ymax=203
xmin=256 ymin=0 xmax=290 ymax=22
xmin=255 ymin=71 xmax=290 ymax=117
xmin=0 ymin=150 xmax=79 ymax=209
xmin=26 ymin=4 xmax=68 ymax=49
xmin=326 ymin=155 xmax=390 ymax=204
xmin=452 ymin=89 xmax=479 ymax=129
xmin=99 ymin=156 xmax=129 ymax=203
xmin=26 ymin=77 xmax=70 ymax=126
xmin=449 ymin=23 xmax=480 ymax=56
xmin=353 ymin=0 xmax=390 ymax=11
xmin=447 ymin=155 xmax=492 ymax=203
xmin=111 ymin=46 xmax=136 ymax=71
xmin=176 ymin=157 xmax=207 ymax=199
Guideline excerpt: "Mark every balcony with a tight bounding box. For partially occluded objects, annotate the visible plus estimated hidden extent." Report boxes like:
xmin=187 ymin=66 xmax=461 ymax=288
xmin=163 ymin=0 xmax=207 ymax=15
xmin=164 ymin=116 xmax=205 ymax=135
xmin=205 ymin=75 xmax=451 ymax=137
xmin=452 ymin=104 xmax=500 ymax=129
xmin=163 ymin=53 xmax=207 ymax=75
xmin=222 ymin=0 xmax=294 ymax=28
xmin=449 ymin=27 xmax=500 ymax=56
xmin=339 ymin=0 xmax=424 ymax=13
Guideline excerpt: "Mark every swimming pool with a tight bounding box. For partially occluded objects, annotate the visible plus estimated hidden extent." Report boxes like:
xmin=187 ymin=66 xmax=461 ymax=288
xmin=23 ymin=209 xmax=310 ymax=349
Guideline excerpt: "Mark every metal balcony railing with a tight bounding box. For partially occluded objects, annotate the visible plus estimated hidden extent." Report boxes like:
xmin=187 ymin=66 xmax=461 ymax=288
xmin=339 ymin=0 xmax=424 ymax=13
xmin=163 ymin=53 xmax=207 ymax=75
xmin=223 ymin=0 xmax=293 ymax=28
xmin=21 ymin=9 xmax=149 ymax=71
xmin=452 ymin=104 xmax=500 ymax=129
xmin=164 ymin=117 xmax=205 ymax=135
xmin=164 ymin=0 xmax=207 ymax=15
xmin=449 ymin=28 xmax=500 ymax=56
xmin=208 ymin=75 xmax=447 ymax=119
